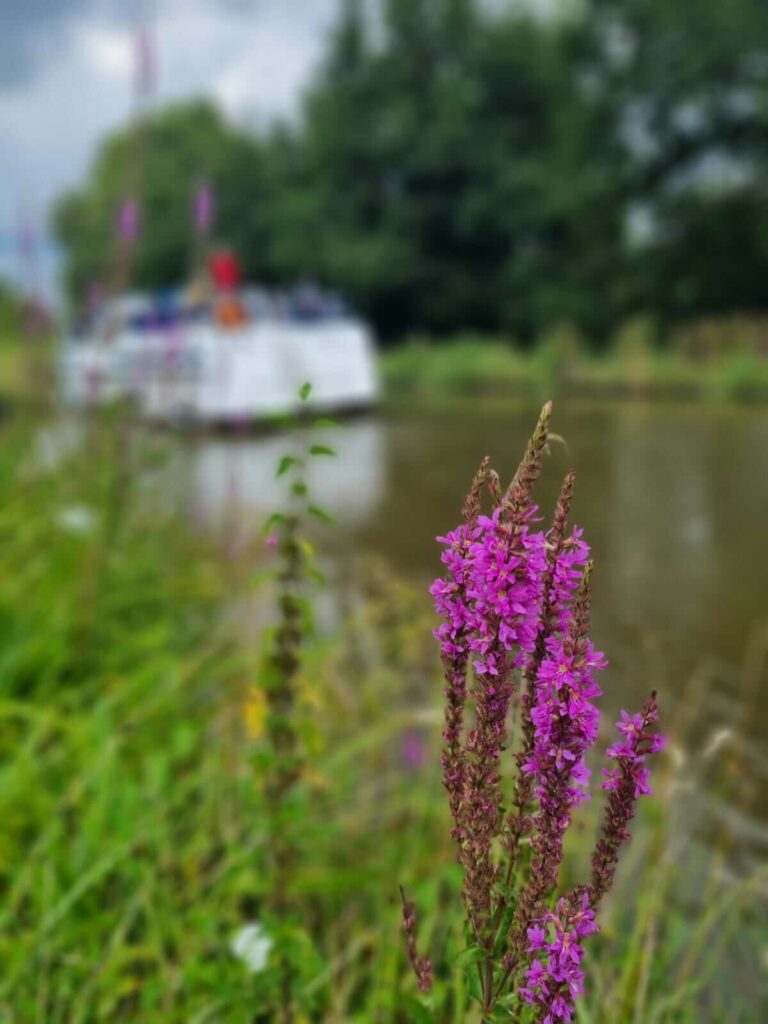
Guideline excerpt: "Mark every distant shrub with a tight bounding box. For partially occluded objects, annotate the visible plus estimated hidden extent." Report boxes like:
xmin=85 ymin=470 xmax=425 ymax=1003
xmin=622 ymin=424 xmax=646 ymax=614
xmin=533 ymin=322 xmax=586 ymax=395
xmin=613 ymin=316 xmax=657 ymax=371
xmin=672 ymin=315 xmax=768 ymax=362
xmin=381 ymin=321 xmax=768 ymax=406
xmin=711 ymin=351 xmax=768 ymax=402
xmin=382 ymin=336 xmax=531 ymax=399
xmin=379 ymin=338 xmax=433 ymax=396
xmin=0 ymin=281 xmax=25 ymax=340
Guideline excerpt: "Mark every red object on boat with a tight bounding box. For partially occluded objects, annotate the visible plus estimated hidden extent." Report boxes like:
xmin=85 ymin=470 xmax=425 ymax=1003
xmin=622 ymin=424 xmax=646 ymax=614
xmin=208 ymin=249 xmax=242 ymax=291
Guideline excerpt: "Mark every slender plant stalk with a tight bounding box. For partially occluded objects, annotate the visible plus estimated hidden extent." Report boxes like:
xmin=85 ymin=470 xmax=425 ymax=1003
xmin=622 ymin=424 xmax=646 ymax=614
xmin=258 ymin=384 xmax=337 ymax=1022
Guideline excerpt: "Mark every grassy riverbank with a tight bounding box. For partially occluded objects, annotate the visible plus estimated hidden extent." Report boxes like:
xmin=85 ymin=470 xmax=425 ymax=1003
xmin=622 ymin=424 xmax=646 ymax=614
xmin=381 ymin=333 xmax=768 ymax=405
xmin=0 ymin=401 xmax=764 ymax=1021
xmin=0 ymin=323 xmax=54 ymax=412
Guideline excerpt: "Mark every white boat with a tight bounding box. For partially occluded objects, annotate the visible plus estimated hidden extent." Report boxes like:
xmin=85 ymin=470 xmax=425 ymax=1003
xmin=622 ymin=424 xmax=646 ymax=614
xmin=59 ymin=291 xmax=380 ymax=424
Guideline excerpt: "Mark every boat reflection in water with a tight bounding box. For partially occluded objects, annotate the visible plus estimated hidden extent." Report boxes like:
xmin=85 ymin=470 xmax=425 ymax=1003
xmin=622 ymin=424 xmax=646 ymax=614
xmin=184 ymin=418 xmax=386 ymax=538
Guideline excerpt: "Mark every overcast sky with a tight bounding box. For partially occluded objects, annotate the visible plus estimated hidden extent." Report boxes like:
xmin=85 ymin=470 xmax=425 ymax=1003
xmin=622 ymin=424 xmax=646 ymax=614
xmin=0 ymin=0 xmax=340 ymax=287
xmin=0 ymin=0 xmax=552 ymax=297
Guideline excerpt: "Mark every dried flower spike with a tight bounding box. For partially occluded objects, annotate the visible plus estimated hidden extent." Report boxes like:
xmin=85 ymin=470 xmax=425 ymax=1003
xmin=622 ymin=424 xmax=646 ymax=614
xmin=400 ymin=887 xmax=433 ymax=993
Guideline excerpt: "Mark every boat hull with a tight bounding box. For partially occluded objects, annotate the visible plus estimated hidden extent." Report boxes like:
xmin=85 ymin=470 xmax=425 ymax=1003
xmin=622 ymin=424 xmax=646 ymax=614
xmin=59 ymin=319 xmax=379 ymax=423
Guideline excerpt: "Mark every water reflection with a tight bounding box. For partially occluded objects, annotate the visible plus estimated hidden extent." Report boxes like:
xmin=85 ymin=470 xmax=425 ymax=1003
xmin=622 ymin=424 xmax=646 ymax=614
xmin=182 ymin=417 xmax=386 ymax=532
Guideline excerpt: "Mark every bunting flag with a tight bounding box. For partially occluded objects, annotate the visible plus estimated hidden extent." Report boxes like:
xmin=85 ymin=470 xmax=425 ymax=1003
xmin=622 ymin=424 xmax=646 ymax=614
xmin=194 ymin=183 xmax=214 ymax=236
xmin=117 ymin=197 xmax=141 ymax=243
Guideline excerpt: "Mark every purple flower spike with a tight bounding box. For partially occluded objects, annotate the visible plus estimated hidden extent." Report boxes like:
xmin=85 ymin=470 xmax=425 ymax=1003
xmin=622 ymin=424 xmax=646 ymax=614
xmin=410 ymin=405 xmax=664 ymax=1021
xmin=402 ymin=729 xmax=426 ymax=772
xmin=522 ymin=563 xmax=606 ymax=906
xmin=590 ymin=691 xmax=666 ymax=906
xmin=521 ymin=892 xmax=598 ymax=1023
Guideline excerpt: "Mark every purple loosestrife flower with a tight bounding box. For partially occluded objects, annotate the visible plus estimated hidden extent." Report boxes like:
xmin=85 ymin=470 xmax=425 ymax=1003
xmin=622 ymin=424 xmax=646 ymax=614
xmin=460 ymin=507 xmax=547 ymax=933
xmin=522 ymin=565 xmax=606 ymax=906
xmin=548 ymin=525 xmax=591 ymax=634
xmin=430 ymin=408 xmax=552 ymax=942
xmin=431 ymin=521 xmax=478 ymax=661
xmin=590 ymin=691 xmax=666 ymax=906
xmin=402 ymin=729 xmax=426 ymax=772
xmin=431 ymin=456 xmax=491 ymax=829
xmin=521 ymin=892 xmax=598 ymax=1023
xmin=465 ymin=507 xmax=548 ymax=676
xmin=409 ymin=404 xmax=665 ymax=1021
xmin=508 ymin=471 xmax=587 ymax=858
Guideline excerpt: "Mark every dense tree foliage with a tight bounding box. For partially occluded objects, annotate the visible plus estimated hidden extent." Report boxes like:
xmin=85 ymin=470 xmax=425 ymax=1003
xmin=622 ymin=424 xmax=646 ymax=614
xmin=54 ymin=102 xmax=277 ymax=299
xmin=53 ymin=0 xmax=768 ymax=343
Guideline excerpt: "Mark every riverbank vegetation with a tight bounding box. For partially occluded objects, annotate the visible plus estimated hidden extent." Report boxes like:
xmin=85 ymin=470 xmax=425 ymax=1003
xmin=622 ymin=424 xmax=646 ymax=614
xmin=0 ymin=286 xmax=54 ymax=410
xmin=0 ymin=398 xmax=765 ymax=1021
xmin=382 ymin=324 xmax=768 ymax=405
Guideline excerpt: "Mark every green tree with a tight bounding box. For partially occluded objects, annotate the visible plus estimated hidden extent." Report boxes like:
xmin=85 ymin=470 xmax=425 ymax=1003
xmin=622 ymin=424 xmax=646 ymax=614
xmin=583 ymin=0 xmax=768 ymax=326
xmin=53 ymin=101 xmax=275 ymax=304
xmin=283 ymin=0 xmax=628 ymax=341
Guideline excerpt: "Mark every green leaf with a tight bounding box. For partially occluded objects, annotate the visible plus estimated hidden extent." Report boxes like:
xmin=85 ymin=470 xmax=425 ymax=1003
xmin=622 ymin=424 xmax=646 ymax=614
xmin=292 ymin=481 xmax=308 ymax=497
xmin=307 ymin=505 xmax=335 ymax=524
xmin=467 ymin=964 xmax=483 ymax=1004
xmin=489 ymin=1007 xmax=515 ymax=1022
xmin=277 ymin=455 xmax=297 ymax=477
xmin=299 ymin=382 xmax=312 ymax=401
xmin=313 ymin=417 xmax=338 ymax=429
xmin=455 ymin=945 xmax=486 ymax=968
xmin=309 ymin=444 xmax=336 ymax=457
xmin=492 ymin=902 xmax=516 ymax=956
xmin=262 ymin=512 xmax=285 ymax=533
xmin=495 ymin=993 xmax=519 ymax=1010
xmin=400 ymin=996 xmax=435 ymax=1023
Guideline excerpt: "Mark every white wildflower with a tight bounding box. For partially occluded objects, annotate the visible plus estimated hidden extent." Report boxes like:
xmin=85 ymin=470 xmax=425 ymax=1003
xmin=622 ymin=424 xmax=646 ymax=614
xmin=55 ymin=505 xmax=96 ymax=534
xmin=231 ymin=921 xmax=273 ymax=974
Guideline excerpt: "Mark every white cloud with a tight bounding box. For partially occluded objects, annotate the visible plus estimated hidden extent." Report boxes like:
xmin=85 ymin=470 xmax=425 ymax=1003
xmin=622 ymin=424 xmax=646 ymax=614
xmin=0 ymin=0 xmax=341 ymax=244
xmin=157 ymin=0 xmax=336 ymax=120
xmin=78 ymin=24 xmax=134 ymax=81
xmin=210 ymin=15 xmax=328 ymax=119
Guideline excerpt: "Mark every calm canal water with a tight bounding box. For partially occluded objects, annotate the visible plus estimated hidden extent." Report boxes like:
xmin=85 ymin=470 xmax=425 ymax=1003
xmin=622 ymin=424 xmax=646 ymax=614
xmin=180 ymin=399 xmax=768 ymax=862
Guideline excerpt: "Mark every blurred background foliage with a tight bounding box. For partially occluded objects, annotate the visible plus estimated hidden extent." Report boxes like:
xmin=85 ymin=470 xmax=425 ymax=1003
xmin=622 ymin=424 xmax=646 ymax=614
xmin=53 ymin=0 xmax=768 ymax=345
